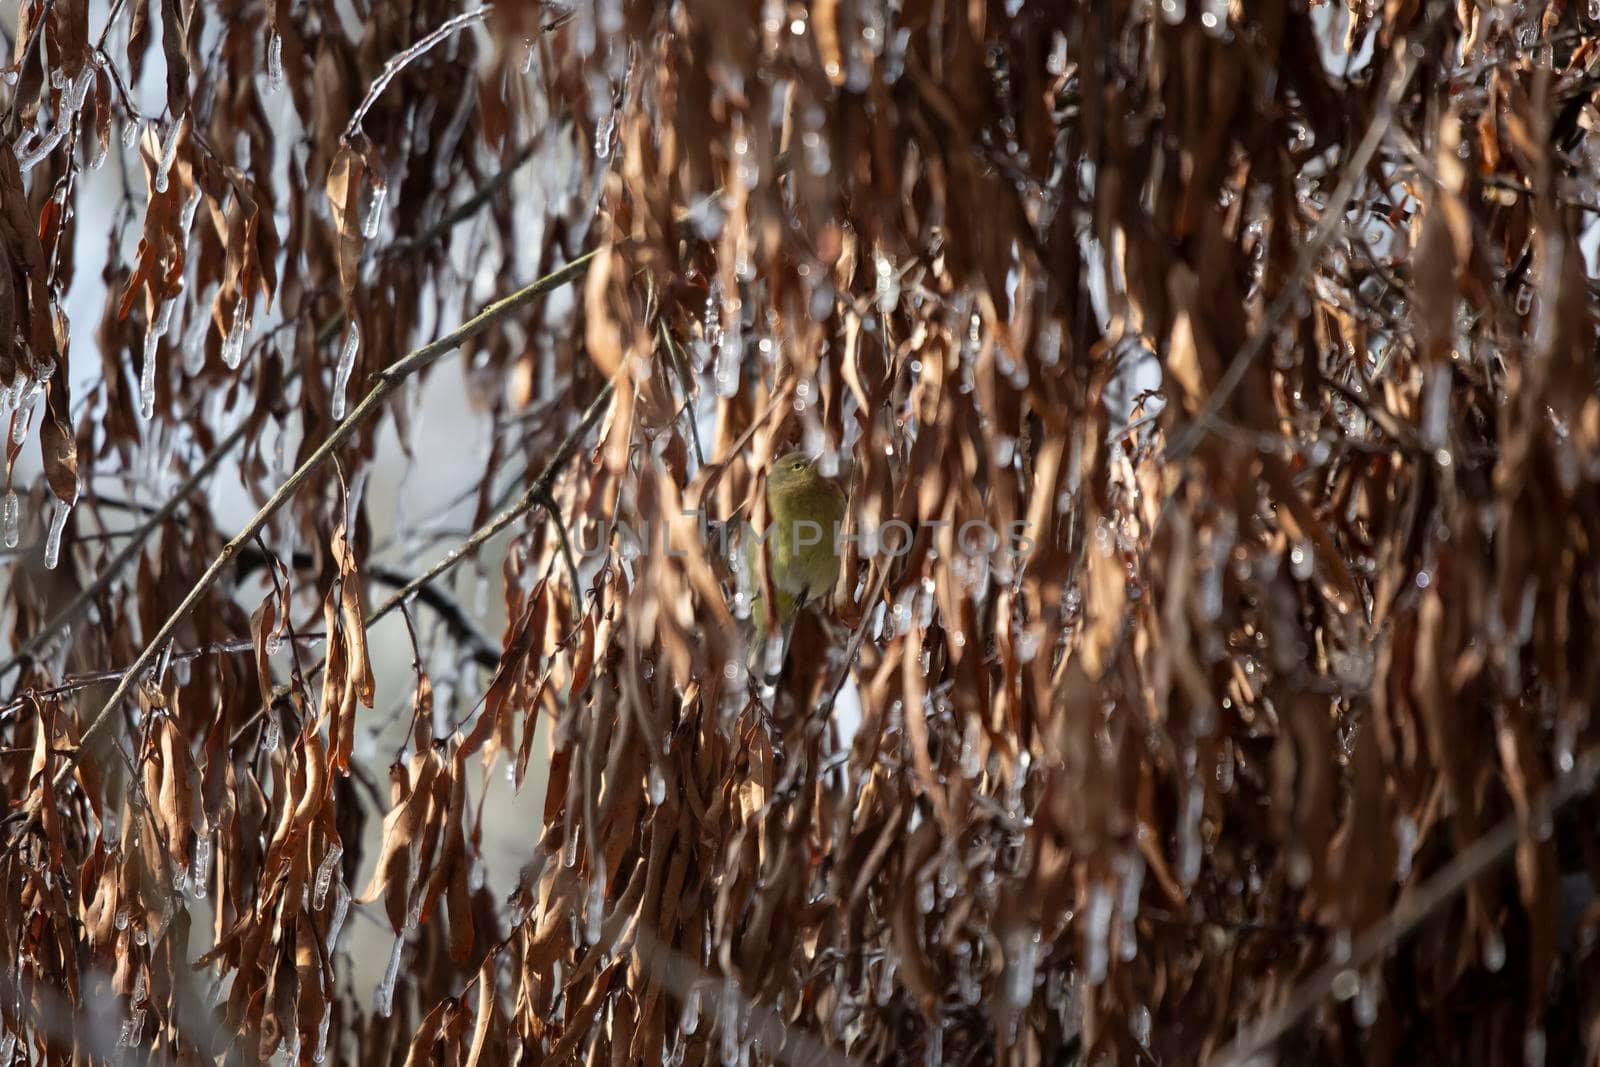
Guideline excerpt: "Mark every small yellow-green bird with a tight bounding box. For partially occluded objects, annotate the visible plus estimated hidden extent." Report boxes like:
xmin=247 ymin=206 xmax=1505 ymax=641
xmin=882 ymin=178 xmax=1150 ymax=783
xmin=746 ymin=451 xmax=848 ymax=638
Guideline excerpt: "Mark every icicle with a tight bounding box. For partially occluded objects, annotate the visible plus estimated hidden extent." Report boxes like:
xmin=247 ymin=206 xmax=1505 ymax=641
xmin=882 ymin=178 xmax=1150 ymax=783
xmin=1355 ymin=970 xmax=1380 ymax=1027
xmin=1005 ymin=927 xmax=1040 ymax=1007
xmin=43 ymin=494 xmax=73 ymax=570
xmin=140 ymin=327 xmax=159 ymax=420
xmin=1177 ymin=771 xmax=1204 ymax=885
xmin=649 ymin=764 xmax=667 ymax=806
xmin=10 ymin=382 xmax=34 ymax=445
xmin=331 ymin=323 xmax=360 ymax=420
xmin=65 ymin=67 xmax=94 ymax=111
xmin=3 ymin=490 xmax=17 ymax=549
xmin=267 ymin=32 xmax=285 ymax=91
xmin=376 ymin=933 xmax=404 ymax=1017
xmin=594 ymin=108 xmax=617 ymax=159
xmin=1083 ymin=882 xmax=1113 ymax=985
xmin=680 ymin=986 xmax=701 ymax=1035
xmin=127 ymin=1007 xmax=145 ymax=1046
xmin=1289 ymin=539 xmax=1313 ymax=580
xmin=1483 ymin=930 xmax=1506 ymax=972
xmin=1525 ymin=1027 xmax=1546 ymax=1067
xmin=222 ymin=294 xmax=250 ymax=369
xmin=191 ymin=837 xmax=212 ymax=899
xmin=132 ymin=970 xmax=147 ymax=1004
xmin=262 ymin=716 xmax=281 ymax=753
xmin=719 ymin=976 xmax=740 ymax=1066
xmin=1131 ymin=1004 xmax=1152 ymax=1048
xmin=17 ymin=125 xmax=65 ymax=171
xmin=122 ymin=119 xmax=140 ymax=149
xmin=584 ymin=875 xmax=605 ymax=944
xmin=115 ymin=906 xmax=131 ymax=930
xmin=362 ymin=178 xmax=388 ymax=238
xmin=278 ymin=1030 xmax=300 ymax=1067
xmin=313 ymin=1004 xmax=333 ymax=1063
xmin=1394 ymin=815 xmax=1418 ymax=881
xmin=154 ymin=119 xmax=183 ymax=194
xmin=325 ymin=883 xmax=351 ymax=954
xmin=762 ymin=633 xmax=786 ymax=678
xmin=1114 ymin=848 xmax=1145 ymax=963
xmin=313 ymin=843 xmax=344 ymax=909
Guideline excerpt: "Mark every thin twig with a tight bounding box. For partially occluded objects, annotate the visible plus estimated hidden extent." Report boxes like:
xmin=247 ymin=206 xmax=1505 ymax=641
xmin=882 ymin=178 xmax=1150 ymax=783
xmin=540 ymin=489 xmax=587 ymax=624
xmin=342 ymin=6 xmax=494 ymax=143
xmin=0 ymin=634 xmax=327 ymax=717
xmin=1209 ymin=743 xmax=1600 ymax=1066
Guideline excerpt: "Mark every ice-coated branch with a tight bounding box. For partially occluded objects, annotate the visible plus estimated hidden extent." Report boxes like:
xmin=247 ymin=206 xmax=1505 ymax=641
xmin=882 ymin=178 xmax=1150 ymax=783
xmin=341 ymin=6 xmax=495 ymax=144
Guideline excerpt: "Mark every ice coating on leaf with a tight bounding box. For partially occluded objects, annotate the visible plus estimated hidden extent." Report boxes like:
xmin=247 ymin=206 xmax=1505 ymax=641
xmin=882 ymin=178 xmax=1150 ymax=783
xmin=65 ymin=67 xmax=94 ymax=111
xmin=362 ymin=178 xmax=388 ymax=238
xmin=313 ymin=842 xmax=343 ymax=909
xmin=2 ymin=490 xmax=17 ymax=549
xmin=154 ymin=119 xmax=184 ymax=194
xmin=325 ymin=882 xmax=351 ymax=955
xmin=314 ymin=1004 xmax=333 ymax=1063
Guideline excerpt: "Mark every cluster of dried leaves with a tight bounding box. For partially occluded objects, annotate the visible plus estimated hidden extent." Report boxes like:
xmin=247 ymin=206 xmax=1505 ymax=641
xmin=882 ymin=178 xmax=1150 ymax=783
xmin=5 ymin=0 xmax=1600 ymax=1063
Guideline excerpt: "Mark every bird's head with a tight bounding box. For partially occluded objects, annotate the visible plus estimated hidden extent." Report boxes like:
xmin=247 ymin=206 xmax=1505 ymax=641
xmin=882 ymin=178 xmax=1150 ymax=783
xmin=765 ymin=451 xmax=825 ymax=497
